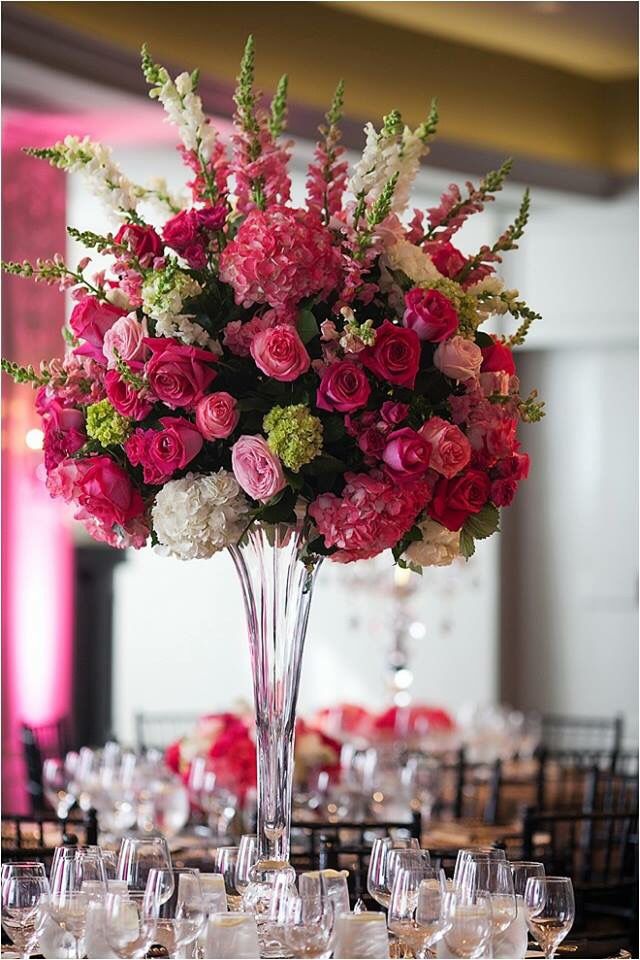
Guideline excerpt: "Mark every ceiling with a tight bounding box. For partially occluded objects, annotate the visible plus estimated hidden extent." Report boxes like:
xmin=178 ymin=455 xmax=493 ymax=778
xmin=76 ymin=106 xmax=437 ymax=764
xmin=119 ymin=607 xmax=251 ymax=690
xmin=322 ymin=2 xmax=638 ymax=80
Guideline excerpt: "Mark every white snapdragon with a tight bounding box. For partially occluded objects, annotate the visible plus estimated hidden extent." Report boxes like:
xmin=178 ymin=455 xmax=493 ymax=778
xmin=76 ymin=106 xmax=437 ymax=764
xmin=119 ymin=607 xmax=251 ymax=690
xmin=139 ymin=177 xmax=189 ymax=218
xmin=154 ymin=314 xmax=220 ymax=351
xmin=404 ymin=518 xmax=461 ymax=569
xmin=151 ymin=71 xmax=218 ymax=161
xmin=349 ymin=123 xmax=428 ymax=215
xmin=382 ymin=238 xmax=442 ymax=286
xmin=43 ymin=135 xmax=139 ymax=220
xmin=468 ymin=275 xmax=511 ymax=320
xmin=152 ymin=471 xmax=250 ymax=560
xmin=141 ymin=269 xmax=202 ymax=323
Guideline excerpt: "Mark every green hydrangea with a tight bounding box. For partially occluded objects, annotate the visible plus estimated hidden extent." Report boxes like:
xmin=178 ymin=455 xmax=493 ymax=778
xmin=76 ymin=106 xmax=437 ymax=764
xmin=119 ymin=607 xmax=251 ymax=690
xmin=263 ymin=404 xmax=323 ymax=473
xmin=86 ymin=399 xmax=131 ymax=446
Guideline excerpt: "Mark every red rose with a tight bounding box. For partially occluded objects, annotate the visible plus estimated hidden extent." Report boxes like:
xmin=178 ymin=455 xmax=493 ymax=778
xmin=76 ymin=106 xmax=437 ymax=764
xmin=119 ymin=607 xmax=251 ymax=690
xmin=382 ymin=427 xmax=431 ymax=478
xmin=419 ymin=416 xmax=471 ymax=479
xmin=481 ymin=338 xmax=516 ymax=375
xmin=250 ymin=325 xmax=310 ymax=382
xmin=125 ymin=416 xmax=203 ymax=485
xmin=144 ymin=339 xmax=217 ymax=409
xmin=403 ymin=288 xmax=458 ymax=342
xmin=316 ymin=360 xmax=371 ymax=413
xmin=105 ymin=370 xmax=154 ymax=421
xmin=114 ymin=223 xmax=163 ymax=265
xmin=426 ymin=241 xmax=467 ymax=278
xmin=70 ymin=296 xmax=124 ymax=349
xmin=162 ymin=209 xmax=199 ymax=251
xmin=75 ymin=455 xmax=145 ymax=527
xmin=362 ymin=320 xmax=421 ymax=388
xmin=428 ymin=468 xmax=491 ymax=531
xmin=490 ymin=451 xmax=530 ymax=506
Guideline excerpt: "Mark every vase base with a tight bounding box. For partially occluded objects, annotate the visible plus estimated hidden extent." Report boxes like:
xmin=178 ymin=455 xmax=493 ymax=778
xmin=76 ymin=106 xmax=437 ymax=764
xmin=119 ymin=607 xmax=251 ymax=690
xmin=243 ymin=860 xmax=297 ymax=958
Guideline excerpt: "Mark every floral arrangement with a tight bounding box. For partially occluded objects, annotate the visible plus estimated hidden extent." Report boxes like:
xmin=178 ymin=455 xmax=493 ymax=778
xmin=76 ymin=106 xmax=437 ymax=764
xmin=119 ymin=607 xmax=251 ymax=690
xmin=165 ymin=710 xmax=341 ymax=799
xmin=2 ymin=38 xmax=544 ymax=569
xmin=312 ymin=703 xmax=454 ymax=742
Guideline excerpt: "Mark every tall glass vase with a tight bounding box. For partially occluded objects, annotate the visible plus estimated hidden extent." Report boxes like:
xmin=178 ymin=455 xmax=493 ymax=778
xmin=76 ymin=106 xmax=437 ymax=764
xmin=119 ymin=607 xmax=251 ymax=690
xmin=229 ymin=521 xmax=322 ymax=953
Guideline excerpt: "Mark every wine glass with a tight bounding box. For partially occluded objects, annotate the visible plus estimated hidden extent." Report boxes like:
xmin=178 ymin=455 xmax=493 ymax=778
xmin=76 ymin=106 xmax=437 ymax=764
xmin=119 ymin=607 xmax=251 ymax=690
xmin=281 ymin=887 xmax=335 ymax=959
xmin=117 ymin=836 xmax=172 ymax=897
xmin=443 ymin=890 xmax=493 ymax=959
xmin=1 ymin=873 xmax=51 ymax=960
xmin=48 ymin=890 xmax=90 ymax=960
xmin=1 ymin=862 xmax=48 ymax=884
xmin=103 ymin=892 xmax=154 ymax=959
xmin=50 ymin=846 xmax=108 ymax=900
xmin=366 ymin=836 xmax=420 ymax=909
xmin=511 ymin=861 xmax=545 ymax=897
xmin=235 ymin=834 xmax=257 ymax=897
xmin=143 ymin=868 xmax=205 ymax=957
xmin=216 ymin=846 xmax=242 ymax=910
xmin=387 ymin=862 xmax=436 ymax=956
xmin=415 ymin=874 xmax=451 ymax=957
xmin=42 ymin=758 xmax=76 ymax=819
xmin=524 ymin=876 xmax=575 ymax=959
xmin=458 ymin=857 xmax=517 ymax=938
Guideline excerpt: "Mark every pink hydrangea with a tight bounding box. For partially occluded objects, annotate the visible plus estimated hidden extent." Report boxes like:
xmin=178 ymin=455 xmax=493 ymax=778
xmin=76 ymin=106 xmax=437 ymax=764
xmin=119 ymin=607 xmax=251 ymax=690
xmin=219 ymin=206 xmax=342 ymax=309
xmin=309 ymin=470 xmax=432 ymax=563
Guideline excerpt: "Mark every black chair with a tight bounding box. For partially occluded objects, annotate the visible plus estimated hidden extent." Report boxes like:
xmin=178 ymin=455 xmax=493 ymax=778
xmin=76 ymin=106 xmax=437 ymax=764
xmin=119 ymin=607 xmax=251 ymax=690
xmin=20 ymin=717 xmax=72 ymax=812
xmin=541 ymin=714 xmax=624 ymax=753
xmin=134 ymin=711 xmax=200 ymax=750
xmin=291 ymin=811 xmax=422 ymax=906
xmin=428 ymin=748 xmax=503 ymax=825
xmin=535 ymin=748 xmax=639 ymax=814
xmin=521 ymin=805 xmax=638 ymax=948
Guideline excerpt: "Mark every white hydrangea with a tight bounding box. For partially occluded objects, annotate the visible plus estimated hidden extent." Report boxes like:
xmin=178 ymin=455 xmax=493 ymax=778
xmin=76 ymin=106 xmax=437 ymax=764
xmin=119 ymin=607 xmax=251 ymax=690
xmin=45 ymin=135 xmax=139 ymax=221
xmin=404 ymin=518 xmax=460 ymax=568
xmin=152 ymin=470 xmax=250 ymax=560
xmin=154 ymin=313 xmax=219 ymax=351
xmin=152 ymin=71 xmax=218 ymax=161
xmin=349 ymin=123 xmax=428 ymax=215
xmin=141 ymin=270 xmax=202 ymax=324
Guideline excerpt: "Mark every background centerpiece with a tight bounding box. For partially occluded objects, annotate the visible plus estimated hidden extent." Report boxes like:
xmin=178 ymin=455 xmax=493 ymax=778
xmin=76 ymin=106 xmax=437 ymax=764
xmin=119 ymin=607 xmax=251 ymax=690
xmin=2 ymin=34 xmax=543 ymax=949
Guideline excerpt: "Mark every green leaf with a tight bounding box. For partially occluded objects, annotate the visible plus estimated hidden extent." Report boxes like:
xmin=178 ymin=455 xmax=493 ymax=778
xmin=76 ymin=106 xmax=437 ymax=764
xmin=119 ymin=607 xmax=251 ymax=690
xmin=297 ymin=308 xmax=320 ymax=344
xmin=322 ymin=415 xmax=347 ymax=442
xmin=255 ymin=487 xmax=297 ymax=524
xmin=459 ymin=528 xmax=476 ymax=559
xmin=464 ymin=503 xmax=500 ymax=541
xmin=301 ymin=454 xmax=346 ymax=475
xmin=475 ymin=331 xmax=494 ymax=348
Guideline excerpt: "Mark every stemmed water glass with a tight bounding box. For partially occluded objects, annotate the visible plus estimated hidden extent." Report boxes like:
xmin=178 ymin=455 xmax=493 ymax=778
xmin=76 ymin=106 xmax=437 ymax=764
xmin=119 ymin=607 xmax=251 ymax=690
xmin=524 ymin=876 xmax=575 ymax=959
xmin=281 ymin=886 xmax=335 ymax=959
xmin=42 ymin=758 xmax=76 ymax=820
xmin=387 ymin=861 xmax=437 ymax=956
xmin=1 ymin=872 xmax=51 ymax=960
xmin=415 ymin=875 xmax=452 ymax=957
xmin=366 ymin=836 xmax=420 ymax=909
xmin=103 ymin=892 xmax=155 ymax=959
xmin=143 ymin=867 xmax=205 ymax=958
xmin=216 ymin=846 xmax=242 ymax=910
xmin=455 ymin=853 xmax=517 ymax=941
xmin=443 ymin=889 xmax=493 ymax=959
xmin=116 ymin=835 xmax=172 ymax=897
xmin=511 ymin=861 xmax=545 ymax=898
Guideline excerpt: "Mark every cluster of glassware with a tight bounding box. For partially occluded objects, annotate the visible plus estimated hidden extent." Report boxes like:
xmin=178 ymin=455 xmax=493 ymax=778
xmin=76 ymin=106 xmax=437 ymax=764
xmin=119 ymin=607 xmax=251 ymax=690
xmin=1 ymin=835 xmax=574 ymax=959
xmin=42 ymin=744 xmax=238 ymax=839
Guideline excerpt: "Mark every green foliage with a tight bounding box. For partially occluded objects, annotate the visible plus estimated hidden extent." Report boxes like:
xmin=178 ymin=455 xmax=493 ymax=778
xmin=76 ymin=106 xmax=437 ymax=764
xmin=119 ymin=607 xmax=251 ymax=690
xmin=416 ymin=98 xmax=439 ymax=143
xmin=1 ymin=260 xmax=34 ymax=278
xmin=269 ymin=74 xmax=289 ymax=138
xmin=297 ymin=308 xmax=320 ymax=344
xmin=113 ymin=351 xmax=147 ymax=391
xmin=367 ymin=171 xmax=399 ymax=227
xmin=519 ymin=389 xmax=546 ymax=422
xmin=234 ymin=35 xmax=259 ymax=138
xmin=464 ymin=503 xmax=500 ymax=540
xmin=67 ymin=226 xmax=121 ymax=254
xmin=459 ymin=528 xmax=476 ymax=559
xmin=1 ymin=358 xmax=51 ymax=387
xmin=326 ymin=79 xmax=345 ymax=128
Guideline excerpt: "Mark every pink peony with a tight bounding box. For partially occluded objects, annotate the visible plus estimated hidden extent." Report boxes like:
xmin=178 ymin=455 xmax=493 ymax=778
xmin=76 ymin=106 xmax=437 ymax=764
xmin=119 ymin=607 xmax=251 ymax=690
xmin=102 ymin=314 xmax=148 ymax=369
xmin=250 ymin=325 xmax=310 ymax=382
xmin=195 ymin=392 xmax=239 ymax=440
xmin=402 ymin=288 xmax=458 ymax=342
xmin=361 ymin=321 xmax=421 ymax=389
xmin=434 ymin=336 xmax=483 ymax=381
xmin=69 ymin=296 xmax=124 ymax=351
xmin=231 ymin=435 xmax=287 ymax=501
xmin=219 ymin=206 xmax=342 ymax=308
xmin=144 ymin=339 xmax=217 ymax=409
xmin=125 ymin=417 xmax=203 ymax=485
xmin=316 ymin=360 xmax=371 ymax=413
xmin=382 ymin=427 xmax=431 ymax=478
xmin=104 ymin=370 xmax=154 ymax=421
xmin=309 ymin=470 xmax=432 ymax=563
xmin=419 ymin=417 xmax=472 ymax=479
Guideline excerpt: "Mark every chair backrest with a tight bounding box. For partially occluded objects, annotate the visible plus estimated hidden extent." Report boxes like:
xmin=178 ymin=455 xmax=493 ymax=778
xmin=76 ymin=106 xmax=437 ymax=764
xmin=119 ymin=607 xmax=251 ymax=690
xmin=20 ymin=717 xmax=72 ymax=810
xmin=541 ymin=714 xmax=624 ymax=753
xmin=536 ymin=748 xmax=639 ymax=814
xmin=134 ymin=711 xmax=200 ymax=750
xmin=433 ymin=748 xmax=503 ymax=825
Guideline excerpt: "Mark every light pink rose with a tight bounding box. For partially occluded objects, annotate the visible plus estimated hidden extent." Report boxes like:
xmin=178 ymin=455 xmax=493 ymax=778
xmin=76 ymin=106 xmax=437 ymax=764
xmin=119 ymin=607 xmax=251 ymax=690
xmin=382 ymin=427 xmax=431 ymax=478
xmin=433 ymin=336 xmax=482 ymax=381
xmin=195 ymin=392 xmax=240 ymax=440
xmin=103 ymin=314 xmax=148 ymax=369
xmin=419 ymin=417 xmax=471 ymax=478
xmin=250 ymin=325 xmax=310 ymax=382
xmin=231 ymin=435 xmax=287 ymax=502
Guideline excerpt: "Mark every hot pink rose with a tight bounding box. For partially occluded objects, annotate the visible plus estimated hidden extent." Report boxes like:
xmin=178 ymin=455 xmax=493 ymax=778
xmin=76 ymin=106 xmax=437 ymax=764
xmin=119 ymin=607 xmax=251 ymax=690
xmin=125 ymin=417 xmax=203 ymax=485
xmin=481 ymin=338 xmax=516 ymax=375
xmin=104 ymin=370 xmax=154 ymax=421
xmin=196 ymin=203 xmax=227 ymax=232
xmin=231 ymin=435 xmax=286 ymax=502
xmin=114 ymin=223 xmax=163 ymax=265
xmin=250 ymin=325 xmax=310 ymax=382
xmin=70 ymin=296 xmax=124 ymax=349
xmin=144 ymin=339 xmax=217 ymax=409
xmin=426 ymin=241 xmax=467 ymax=278
xmin=49 ymin=454 xmax=145 ymax=527
xmin=434 ymin=336 xmax=483 ymax=381
xmin=316 ymin=360 xmax=371 ymax=413
xmin=403 ymin=288 xmax=458 ymax=342
xmin=103 ymin=314 xmax=148 ymax=369
xmin=382 ymin=427 xmax=431 ymax=478
xmin=380 ymin=401 xmax=409 ymax=425
xmin=361 ymin=320 xmax=421 ymax=389
xmin=195 ymin=392 xmax=239 ymax=440
xmin=42 ymin=400 xmax=86 ymax=470
xmin=419 ymin=417 xmax=472 ymax=478
xmin=162 ymin=209 xmax=199 ymax=250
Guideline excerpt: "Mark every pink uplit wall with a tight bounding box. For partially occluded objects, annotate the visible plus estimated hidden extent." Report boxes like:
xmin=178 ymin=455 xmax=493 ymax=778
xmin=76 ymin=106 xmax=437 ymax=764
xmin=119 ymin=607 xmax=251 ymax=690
xmin=2 ymin=118 xmax=73 ymax=812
